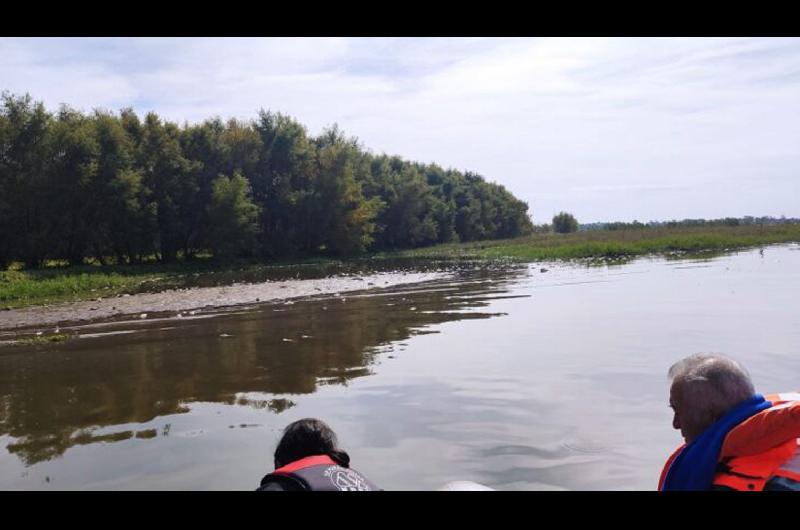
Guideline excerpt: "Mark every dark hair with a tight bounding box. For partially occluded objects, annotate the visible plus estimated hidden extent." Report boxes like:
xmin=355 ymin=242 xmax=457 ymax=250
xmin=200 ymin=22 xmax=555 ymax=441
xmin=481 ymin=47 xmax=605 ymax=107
xmin=274 ymin=418 xmax=351 ymax=469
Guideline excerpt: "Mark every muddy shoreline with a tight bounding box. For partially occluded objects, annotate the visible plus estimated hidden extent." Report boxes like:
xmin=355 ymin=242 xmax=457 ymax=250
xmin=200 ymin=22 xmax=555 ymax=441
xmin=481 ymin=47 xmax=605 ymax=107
xmin=0 ymin=270 xmax=447 ymax=333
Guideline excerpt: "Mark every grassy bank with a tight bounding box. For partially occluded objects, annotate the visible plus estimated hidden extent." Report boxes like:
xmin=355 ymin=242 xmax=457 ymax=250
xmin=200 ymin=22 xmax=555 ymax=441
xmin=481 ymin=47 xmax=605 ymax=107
xmin=0 ymin=257 xmax=338 ymax=310
xmin=3 ymin=224 xmax=800 ymax=310
xmin=0 ymin=253 xmax=356 ymax=310
xmin=0 ymin=265 xmax=175 ymax=309
xmin=378 ymin=224 xmax=800 ymax=260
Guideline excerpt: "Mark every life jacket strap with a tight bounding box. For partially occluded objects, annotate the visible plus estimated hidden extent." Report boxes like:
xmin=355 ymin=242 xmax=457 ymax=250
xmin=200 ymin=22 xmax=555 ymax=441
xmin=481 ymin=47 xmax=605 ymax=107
xmin=712 ymin=439 xmax=798 ymax=491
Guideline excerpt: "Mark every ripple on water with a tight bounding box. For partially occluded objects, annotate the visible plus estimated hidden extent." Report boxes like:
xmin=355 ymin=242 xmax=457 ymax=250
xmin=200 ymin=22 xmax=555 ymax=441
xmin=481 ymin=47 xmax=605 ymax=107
xmin=560 ymin=439 xmax=618 ymax=455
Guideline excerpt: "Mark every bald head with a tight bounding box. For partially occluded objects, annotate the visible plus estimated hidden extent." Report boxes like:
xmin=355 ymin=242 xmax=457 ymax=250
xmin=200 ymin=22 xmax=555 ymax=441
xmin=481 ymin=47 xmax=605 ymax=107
xmin=668 ymin=354 xmax=755 ymax=443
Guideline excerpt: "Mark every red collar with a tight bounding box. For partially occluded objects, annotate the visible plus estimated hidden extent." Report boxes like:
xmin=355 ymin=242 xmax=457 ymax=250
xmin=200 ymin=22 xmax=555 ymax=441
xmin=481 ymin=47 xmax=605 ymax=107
xmin=274 ymin=455 xmax=337 ymax=474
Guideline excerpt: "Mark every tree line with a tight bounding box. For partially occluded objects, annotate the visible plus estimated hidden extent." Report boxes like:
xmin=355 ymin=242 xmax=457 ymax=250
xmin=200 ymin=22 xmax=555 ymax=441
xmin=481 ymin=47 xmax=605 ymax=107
xmin=0 ymin=93 xmax=533 ymax=269
xmin=581 ymin=216 xmax=800 ymax=232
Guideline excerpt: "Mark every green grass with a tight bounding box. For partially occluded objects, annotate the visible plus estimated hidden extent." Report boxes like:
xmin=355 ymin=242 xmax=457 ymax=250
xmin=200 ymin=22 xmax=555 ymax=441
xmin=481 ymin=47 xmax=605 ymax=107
xmin=11 ymin=333 xmax=70 ymax=346
xmin=378 ymin=224 xmax=800 ymax=261
xmin=0 ymin=255 xmax=348 ymax=309
xmin=0 ymin=267 xmax=168 ymax=309
xmin=3 ymin=224 xmax=800 ymax=310
xmin=2 ymin=270 xmax=139 ymax=308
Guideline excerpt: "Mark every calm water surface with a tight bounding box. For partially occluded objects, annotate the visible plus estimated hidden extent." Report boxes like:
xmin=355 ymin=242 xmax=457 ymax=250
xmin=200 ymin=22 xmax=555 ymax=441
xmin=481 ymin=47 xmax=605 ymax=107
xmin=1 ymin=245 xmax=799 ymax=490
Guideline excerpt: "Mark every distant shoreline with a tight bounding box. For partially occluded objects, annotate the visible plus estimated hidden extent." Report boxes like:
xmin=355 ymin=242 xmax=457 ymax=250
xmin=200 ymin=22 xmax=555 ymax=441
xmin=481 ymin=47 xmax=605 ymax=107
xmin=2 ymin=224 xmax=799 ymax=311
xmin=378 ymin=223 xmax=800 ymax=261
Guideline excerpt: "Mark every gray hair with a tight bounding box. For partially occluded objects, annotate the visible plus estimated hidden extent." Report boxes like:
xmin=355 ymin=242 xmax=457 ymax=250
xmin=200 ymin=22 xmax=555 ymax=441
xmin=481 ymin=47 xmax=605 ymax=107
xmin=668 ymin=353 xmax=755 ymax=432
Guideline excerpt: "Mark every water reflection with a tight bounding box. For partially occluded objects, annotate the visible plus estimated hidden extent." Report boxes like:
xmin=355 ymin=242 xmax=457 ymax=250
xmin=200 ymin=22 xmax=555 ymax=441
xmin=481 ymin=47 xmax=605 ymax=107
xmin=3 ymin=245 xmax=798 ymax=489
xmin=0 ymin=265 xmax=527 ymax=466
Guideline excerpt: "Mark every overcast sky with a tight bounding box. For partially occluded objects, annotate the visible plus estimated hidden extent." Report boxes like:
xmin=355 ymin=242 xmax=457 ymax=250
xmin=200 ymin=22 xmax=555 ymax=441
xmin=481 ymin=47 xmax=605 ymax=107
xmin=2 ymin=37 xmax=799 ymax=223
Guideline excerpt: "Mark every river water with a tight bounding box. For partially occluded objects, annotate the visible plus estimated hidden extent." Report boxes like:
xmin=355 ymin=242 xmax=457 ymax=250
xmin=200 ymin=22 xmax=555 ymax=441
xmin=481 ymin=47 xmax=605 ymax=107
xmin=1 ymin=245 xmax=799 ymax=490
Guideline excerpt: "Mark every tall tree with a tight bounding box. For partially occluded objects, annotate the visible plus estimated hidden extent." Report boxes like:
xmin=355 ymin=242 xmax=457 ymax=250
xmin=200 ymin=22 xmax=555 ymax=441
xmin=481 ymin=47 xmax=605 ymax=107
xmin=90 ymin=111 xmax=150 ymax=264
xmin=48 ymin=105 xmax=100 ymax=265
xmin=138 ymin=113 xmax=194 ymax=262
xmin=253 ymin=111 xmax=316 ymax=256
xmin=313 ymin=129 xmax=380 ymax=255
xmin=552 ymin=211 xmax=578 ymax=234
xmin=0 ymin=93 xmax=53 ymax=268
xmin=206 ymin=172 xmax=260 ymax=259
xmin=374 ymin=164 xmax=438 ymax=249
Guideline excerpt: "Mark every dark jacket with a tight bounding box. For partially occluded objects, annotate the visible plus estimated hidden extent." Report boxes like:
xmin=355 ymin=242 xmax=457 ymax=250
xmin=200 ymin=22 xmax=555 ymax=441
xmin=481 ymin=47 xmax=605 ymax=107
xmin=257 ymin=455 xmax=380 ymax=491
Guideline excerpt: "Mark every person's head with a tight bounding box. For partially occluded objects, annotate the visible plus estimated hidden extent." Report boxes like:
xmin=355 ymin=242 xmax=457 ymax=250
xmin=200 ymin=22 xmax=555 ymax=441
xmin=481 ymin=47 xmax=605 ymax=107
xmin=667 ymin=353 xmax=755 ymax=443
xmin=273 ymin=418 xmax=350 ymax=469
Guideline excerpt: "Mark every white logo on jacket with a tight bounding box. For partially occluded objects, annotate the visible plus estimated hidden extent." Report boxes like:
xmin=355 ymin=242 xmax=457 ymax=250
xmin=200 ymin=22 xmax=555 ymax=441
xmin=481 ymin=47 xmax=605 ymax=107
xmin=323 ymin=466 xmax=372 ymax=491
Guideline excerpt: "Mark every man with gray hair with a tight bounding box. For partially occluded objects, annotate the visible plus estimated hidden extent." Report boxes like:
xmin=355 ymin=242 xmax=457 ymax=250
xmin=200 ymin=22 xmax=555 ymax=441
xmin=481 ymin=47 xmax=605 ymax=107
xmin=658 ymin=353 xmax=800 ymax=491
xmin=667 ymin=354 xmax=756 ymax=445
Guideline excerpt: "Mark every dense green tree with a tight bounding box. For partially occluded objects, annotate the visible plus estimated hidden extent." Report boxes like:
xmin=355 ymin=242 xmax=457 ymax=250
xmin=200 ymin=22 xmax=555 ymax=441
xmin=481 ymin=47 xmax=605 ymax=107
xmin=138 ymin=113 xmax=195 ymax=262
xmin=374 ymin=165 xmax=438 ymax=249
xmin=253 ymin=111 xmax=316 ymax=256
xmin=0 ymin=93 xmax=53 ymax=268
xmin=206 ymin=172 xmax=260 ymax=259
xmin=453 ymin=174 xmax=485 ymax=242
xmin=552 ymin=211 xmax=579 ymax=234
xmin=422 ymin=164 xmax=458 ymax=243
xmin=91 ymin=111 xmax=151 ymax=264
xmin=313 ymin=128 xmax=380 ymax=255
xmin=48 ymin=106 xmax=100 ymax=265
xmin=0 ymin=93 xmax=534 ymax=268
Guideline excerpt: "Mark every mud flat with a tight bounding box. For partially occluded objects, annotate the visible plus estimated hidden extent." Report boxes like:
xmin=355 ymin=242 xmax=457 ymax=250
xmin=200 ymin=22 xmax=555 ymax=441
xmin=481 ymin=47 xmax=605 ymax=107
xmin=0 ymin=270 xmax=447 ymax=332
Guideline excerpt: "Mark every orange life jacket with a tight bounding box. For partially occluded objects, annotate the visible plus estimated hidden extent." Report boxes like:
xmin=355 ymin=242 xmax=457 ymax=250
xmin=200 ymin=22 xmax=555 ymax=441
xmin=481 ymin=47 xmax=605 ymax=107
xmin=659 ymin=392 xmax=800 ymax=491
